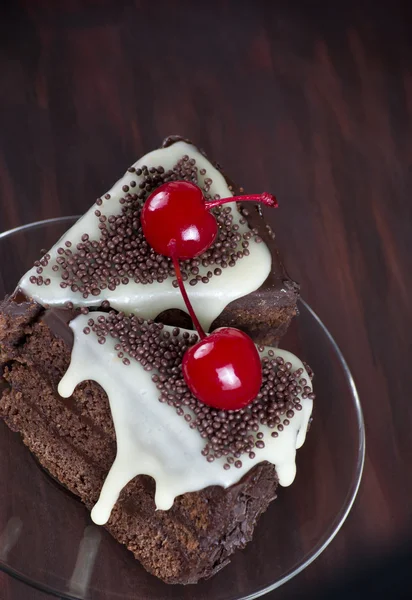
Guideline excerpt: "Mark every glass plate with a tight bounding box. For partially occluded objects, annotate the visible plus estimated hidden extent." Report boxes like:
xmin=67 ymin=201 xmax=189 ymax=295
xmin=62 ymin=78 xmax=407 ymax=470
xmin=0 ymin=218 xmax=365 ymax=600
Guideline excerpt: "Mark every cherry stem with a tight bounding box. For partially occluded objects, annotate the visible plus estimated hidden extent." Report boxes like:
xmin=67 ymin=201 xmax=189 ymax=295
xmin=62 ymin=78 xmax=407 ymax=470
xmin=169 ymin=242 xmax=206 ymax=340
xmin=206 ymin=192 xmax=278 ymax=211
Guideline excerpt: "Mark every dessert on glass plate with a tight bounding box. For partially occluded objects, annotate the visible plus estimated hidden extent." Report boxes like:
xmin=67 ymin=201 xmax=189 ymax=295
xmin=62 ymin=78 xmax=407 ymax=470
xmin=0 ymin=137 xmax=316 ymax=585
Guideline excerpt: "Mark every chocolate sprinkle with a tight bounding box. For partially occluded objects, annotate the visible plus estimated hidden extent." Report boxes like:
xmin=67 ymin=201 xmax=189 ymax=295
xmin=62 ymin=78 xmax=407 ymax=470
xmin=30 ymin=157 xmax=255 ymax=295
xmin=86 ymin=312 xmax=314 ymax=469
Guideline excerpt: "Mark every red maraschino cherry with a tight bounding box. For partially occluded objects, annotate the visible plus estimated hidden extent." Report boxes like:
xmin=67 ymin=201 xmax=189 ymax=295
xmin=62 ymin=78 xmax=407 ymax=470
xmin=182 ymin=327 xmax=263 ymax=411
xmin=169 ymin=241 xmax=262 ymax=410
xmin=141 ymin=180 xmax=277 ymax=259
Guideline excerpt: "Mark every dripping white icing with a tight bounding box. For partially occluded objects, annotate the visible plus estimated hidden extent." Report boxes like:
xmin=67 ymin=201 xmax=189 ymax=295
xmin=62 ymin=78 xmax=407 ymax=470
xmin=58 ymin=313 xmax=313 ymax=526
xmin=19 ymin=141 xmax=272 ymax=330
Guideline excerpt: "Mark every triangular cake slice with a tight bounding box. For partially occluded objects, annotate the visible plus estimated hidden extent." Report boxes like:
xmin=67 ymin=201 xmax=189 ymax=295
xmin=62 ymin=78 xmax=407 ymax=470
xmin=0 ymin=302 xmax=313 ymax=583
xmin=17 ymin=136 xmax=299 ymax=346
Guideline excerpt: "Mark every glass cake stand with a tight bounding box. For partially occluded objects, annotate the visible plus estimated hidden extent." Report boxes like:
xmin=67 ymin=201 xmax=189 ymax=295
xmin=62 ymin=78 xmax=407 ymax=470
xmin=0 ymin=218 xmax=365 ymax=600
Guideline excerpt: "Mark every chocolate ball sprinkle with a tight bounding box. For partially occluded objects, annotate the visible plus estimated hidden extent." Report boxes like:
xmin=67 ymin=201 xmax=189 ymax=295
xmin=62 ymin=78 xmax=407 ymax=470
xmin=32 ymin=156 xmax=259 ymax=297
xmin=84 ymin=312 xmax=314 ymax=469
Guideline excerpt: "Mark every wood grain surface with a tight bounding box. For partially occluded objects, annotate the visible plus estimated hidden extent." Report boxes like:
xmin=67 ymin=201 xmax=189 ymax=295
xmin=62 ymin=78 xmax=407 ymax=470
xmin=1 ymin=0 xmax=411 ymax=598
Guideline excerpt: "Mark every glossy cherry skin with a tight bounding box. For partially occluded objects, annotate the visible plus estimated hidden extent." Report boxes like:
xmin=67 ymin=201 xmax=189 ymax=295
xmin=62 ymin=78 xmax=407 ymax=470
xmin=182 ymin=327 xmax=262 ymax=410
xmin=141 ymin=181 xmax=217 ymax=259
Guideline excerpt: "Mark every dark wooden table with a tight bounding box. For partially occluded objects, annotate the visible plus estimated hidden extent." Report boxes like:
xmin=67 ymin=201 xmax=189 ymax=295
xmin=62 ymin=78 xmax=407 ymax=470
xmin=1 ymin=1 xmax=411 ymax=598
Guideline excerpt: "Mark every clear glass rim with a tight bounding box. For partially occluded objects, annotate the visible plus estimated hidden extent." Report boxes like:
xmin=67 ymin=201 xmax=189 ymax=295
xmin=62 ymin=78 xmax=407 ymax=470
xmin=0 ymin=218 xmax=366 ymax=600
xmin=0 ymin=215 xmax=81 ymax=240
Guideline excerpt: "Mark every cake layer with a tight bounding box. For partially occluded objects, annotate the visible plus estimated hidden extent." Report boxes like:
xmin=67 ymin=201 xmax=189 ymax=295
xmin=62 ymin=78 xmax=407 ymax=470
xmin=0 ymin=296 xmax=279 ymax=584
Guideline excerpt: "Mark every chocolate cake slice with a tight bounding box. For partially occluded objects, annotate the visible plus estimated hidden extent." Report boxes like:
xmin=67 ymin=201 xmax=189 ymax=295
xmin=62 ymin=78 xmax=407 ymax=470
xmin=17 ymin=137 xmax=299 ymax=346
xmin=0 ymin=294 xmax=313 ymax=584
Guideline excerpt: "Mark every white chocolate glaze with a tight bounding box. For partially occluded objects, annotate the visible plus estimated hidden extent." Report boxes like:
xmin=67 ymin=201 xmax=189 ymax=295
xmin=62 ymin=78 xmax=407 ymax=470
xmin=19 ymin=142 xmax=272 ymax=330
xmin=58 ymin=313 xmax=313 ymax=525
